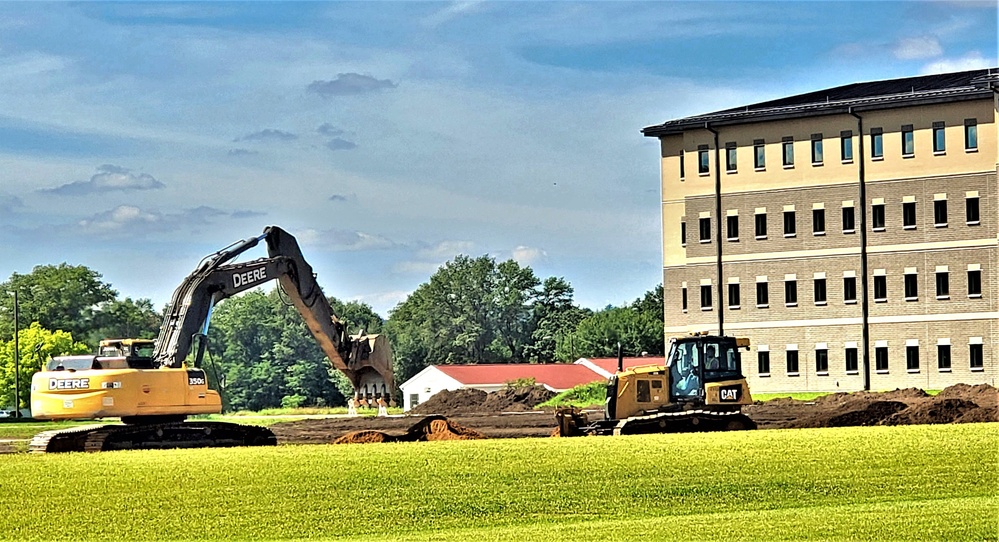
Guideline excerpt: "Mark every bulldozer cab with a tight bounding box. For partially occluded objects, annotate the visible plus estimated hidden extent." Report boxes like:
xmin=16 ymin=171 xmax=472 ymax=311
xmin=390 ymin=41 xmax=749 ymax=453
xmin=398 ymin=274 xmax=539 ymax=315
xmin=667 ymin=335 xmax=746 ymax=403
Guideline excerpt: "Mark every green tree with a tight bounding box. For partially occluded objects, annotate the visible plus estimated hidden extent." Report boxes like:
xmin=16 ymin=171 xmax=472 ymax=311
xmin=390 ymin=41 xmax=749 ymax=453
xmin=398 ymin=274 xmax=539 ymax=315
xmin=0 ymin=264 xmax=117 ymax=345
xmin=387 ymin=255 xmax=550 ymax=383
xmin=0 ymin=322 xmax=89 ymax=410
xmin=560 ymin=306 xmax=664 ymax=359
xmin=86 ymin=297 xmax=162 ymax=345
xmin=526 ymin=277 xmax=590 ymax=363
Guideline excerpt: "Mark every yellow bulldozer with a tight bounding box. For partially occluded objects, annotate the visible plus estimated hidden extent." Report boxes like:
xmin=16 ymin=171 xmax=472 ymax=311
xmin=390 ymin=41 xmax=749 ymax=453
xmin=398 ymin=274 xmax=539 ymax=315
xmin=555 ymin=334 xmax=756 ymax=436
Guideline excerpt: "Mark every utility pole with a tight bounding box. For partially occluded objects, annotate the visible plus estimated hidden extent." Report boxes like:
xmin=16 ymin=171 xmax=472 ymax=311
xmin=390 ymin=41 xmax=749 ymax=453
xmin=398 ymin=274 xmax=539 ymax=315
xmin=13 ymin=290 xmax=19 ymax=418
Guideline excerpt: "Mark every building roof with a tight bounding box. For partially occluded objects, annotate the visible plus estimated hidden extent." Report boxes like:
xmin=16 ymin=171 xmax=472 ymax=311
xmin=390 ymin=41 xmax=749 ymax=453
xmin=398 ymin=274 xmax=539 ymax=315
xmin=578 ymin=357 xmax=666 ymax=378
xmin=642 ymin=68 xmax=998 ymax=137
xmin=433 ymin=363 xmax=606 ymax=391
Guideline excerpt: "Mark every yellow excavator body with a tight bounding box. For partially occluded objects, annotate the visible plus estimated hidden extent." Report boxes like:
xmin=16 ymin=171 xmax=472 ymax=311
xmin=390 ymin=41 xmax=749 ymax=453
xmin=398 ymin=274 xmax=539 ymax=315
xmin=31 ymin=365 xmax=221 ymax=421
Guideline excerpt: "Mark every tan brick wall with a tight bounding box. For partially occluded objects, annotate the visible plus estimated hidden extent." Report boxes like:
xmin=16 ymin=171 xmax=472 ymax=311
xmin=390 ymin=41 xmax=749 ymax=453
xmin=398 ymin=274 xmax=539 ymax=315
xmin=658 ymin=95 xmax=998 ymax=394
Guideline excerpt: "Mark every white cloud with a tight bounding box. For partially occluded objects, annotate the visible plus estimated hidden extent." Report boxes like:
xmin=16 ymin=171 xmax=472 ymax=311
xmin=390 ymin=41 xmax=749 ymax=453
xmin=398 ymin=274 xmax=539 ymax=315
xmin=392 ymin=260 xmax=445 ymax=276
xmin=511 ymin=245 xmax=547 ymax=265
xmin=892 ymin=37 xmax=944 ymax=60
xmin=350 ymin=290 xmax=411 ymax=313
xmin=294 ymin=228 xmax=396 ymax=251
xmin=920 ymin=51 xmax=996 ymax=74
xmin=77 ymin=205 xmax=161 ymax=233
xmin=416 ymin=240 xmax=476 ymax=260
xmin=42 ymin=164 xmax=165 ymax=196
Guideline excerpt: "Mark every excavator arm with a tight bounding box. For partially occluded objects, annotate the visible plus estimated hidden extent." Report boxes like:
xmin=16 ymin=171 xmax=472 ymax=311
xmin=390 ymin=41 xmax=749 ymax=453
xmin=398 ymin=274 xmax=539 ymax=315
xmin=152 ymin=226 xmax=395 ymax=400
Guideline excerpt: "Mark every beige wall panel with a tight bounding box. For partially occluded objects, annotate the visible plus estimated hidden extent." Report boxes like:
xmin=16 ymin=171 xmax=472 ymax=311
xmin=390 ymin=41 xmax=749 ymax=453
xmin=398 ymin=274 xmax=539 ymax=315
xmin=861 ymin=100 xmax=995 ymax=181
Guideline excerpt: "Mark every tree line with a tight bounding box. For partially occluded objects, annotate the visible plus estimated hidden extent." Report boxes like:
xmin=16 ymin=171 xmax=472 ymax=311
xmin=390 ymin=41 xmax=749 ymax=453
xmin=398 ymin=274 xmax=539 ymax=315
xmin=0 ymin=257 xmax=664 ymax=412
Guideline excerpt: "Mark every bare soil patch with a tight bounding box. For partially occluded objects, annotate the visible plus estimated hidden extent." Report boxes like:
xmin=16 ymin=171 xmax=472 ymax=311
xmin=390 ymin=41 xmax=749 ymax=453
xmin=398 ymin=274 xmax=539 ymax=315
xmin=271 ymin=383 xmax=996 ymax=444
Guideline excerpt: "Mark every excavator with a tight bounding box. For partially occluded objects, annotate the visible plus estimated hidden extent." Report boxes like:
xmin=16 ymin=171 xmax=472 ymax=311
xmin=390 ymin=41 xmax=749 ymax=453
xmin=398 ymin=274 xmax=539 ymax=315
xmin=28 ymin=226 xmax=394 ymax=452
xmin=555 ymin=334 xmax=756 ymax=436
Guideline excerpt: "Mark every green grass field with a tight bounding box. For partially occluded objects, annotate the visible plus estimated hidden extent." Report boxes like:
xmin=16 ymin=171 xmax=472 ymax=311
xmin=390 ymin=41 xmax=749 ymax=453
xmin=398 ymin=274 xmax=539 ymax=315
xmin=0 ymin=423 xmax=995 ymax=541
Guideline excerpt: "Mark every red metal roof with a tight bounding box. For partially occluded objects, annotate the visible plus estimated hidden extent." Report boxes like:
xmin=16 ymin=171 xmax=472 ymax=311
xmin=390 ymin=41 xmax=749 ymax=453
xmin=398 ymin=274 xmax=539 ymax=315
xmin=433 ymin=363 xmax=605 ymax=391
xmin=581 ymin=357 xmax=666 ymax=375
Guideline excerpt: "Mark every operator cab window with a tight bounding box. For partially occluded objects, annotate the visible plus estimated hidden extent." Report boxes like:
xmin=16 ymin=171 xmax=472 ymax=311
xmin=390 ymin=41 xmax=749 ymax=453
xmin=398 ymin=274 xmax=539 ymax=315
xmin=637 ymin=380 xmax=651 ymax=403
xmin=704 ymin=339 xmax=742 ymax=382
xmin=670 ymin=341 xmax=701 ymax=400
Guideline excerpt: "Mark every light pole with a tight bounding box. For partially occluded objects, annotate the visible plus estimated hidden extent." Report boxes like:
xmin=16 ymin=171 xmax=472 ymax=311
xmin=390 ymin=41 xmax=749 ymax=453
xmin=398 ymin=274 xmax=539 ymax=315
xmin=12 ymin=290 xmax=19 ymax=418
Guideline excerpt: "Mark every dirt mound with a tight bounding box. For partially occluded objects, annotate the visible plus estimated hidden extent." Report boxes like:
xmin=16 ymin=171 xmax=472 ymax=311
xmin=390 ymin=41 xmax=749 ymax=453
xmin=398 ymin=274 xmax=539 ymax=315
xmin=826 ymin=401 xmax=909 ymax=427
xmin=883 ymin=398 xmax=981 ymax=426
xmin=410 ymin=386 xmax=554 ymax=416
xmin=937 ymin=383 xmax=997 ymax=403
xmin=409 ymin=388 xmax=488 ymax=416
xmin=480 ymin=386 xmax=556 ymax=412
xmin=333 ymin=415 xmax=485 ymax=444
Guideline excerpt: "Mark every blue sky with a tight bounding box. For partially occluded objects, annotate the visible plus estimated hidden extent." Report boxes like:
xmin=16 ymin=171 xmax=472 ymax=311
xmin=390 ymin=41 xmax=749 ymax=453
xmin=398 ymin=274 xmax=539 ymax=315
xmin=0 ymin=1 xmax=995 ymax=318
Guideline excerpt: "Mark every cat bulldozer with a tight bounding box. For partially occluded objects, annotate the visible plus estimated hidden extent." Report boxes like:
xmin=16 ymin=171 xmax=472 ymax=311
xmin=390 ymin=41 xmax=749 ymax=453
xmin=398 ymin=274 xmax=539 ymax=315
xmin=555 ymin=334 xmax=756 ymax=436
xmin=29 ymin=226 xmax=394 ymax=453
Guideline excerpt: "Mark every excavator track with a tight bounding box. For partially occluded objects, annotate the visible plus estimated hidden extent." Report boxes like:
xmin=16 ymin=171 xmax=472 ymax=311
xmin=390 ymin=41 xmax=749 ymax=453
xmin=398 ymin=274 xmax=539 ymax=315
xmin=611 ymin=409 xmax=756 ymax=435
xmin=29 ymin=421 xmax=277 ymax=453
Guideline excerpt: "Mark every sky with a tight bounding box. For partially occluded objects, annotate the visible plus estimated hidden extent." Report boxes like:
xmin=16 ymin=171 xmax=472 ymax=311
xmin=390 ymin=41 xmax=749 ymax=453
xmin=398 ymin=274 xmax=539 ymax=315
xmin=0 ymin=1 xmax=995 ymax=318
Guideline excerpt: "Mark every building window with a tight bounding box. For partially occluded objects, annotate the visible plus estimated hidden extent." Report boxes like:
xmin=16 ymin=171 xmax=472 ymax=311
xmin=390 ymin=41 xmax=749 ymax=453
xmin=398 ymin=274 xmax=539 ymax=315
xmin=843 ymin=276 xmax=857 ymax=304
xmin=811 ymin=133 xmax=823 ymax=165
xmin=679 ymin=151 xmax=685 ymax=179
xmin=967 ymin=196 xmax=980 ymax=225
xmin=812 ymin=208 xmax=825 ymax=235
xmin=782 ymin=136 xmax=794 ymax=167
xmin=968 ymin=268 xmax=982 ymax=298
xmin=698 ymin=145 xmax=710 ymax=174
xmin=728 ymin=283 xmax=741 ymax=309
xmin=783 ymin=210 xmax=796 ymax=237
xmin=932 ymin=121 xmax=945 ymax=153
xmin=871 ymin=127 xmax=883 ymax=159
xmin=840 ymin=130 xmax=853 ymax=162
xmin=681 ymin=285 xmax=688 ymax=312
xmin=726 ymin=142 xmax=737 ymax=172
xmin=936 ymin=271 xmax=949 ymax=299
xmin=681 ymin=221 xmax=687 ymax=246
xmin=699 ymin=217 xmax=711 ymax=243
xmin=970 ymin=343 xmax=983 ymax=370
xmin=934 ymin=199 xmax=947 ymax=227
xmin=814 ymin=278 xmax=827 ymax=305
xmin=902 ymin=124 xmax=914 ymax=156
xmin=816 ymin=348 xmax=829 ymax=374
xmin=845 ymin=347 xmax=858 ymax=373
xmin=875 ymin=346 xmax=889 ymax=372
xmin=754 ymin=139 xmax=765 ymax=169
xmin=755 ymin=212 xmax=767 ymax=239
xmin=409 ymin=394 xmax=420 ymax=408
xmin=756 ymin=280 xmax=769 ymax=308
xmin=842 ymin=206 xmax=856 ymax=233
xmin=786 ymin=349 xmax=799 ymax=375
xmin=906 ymin=344 xmax=919 ymax=372
xmin=784 ymin=278 xmax=797 ymax=307
xmin=758 ymin=351 xmax=770 ymax=375
xmin=904 ymin=272 xmax=918 ymax=301
xmin=872 ymin=203 xmax=885 ymax=231
xmin=965 ymin=119 xmax=978 ymax=151
xmin=874 ymin=274 xmax=887 ymax=302
xmin=937 ymin=344 xmax=951 ymax=371
xmin=726 ymin=215 xmax=739 ymax=241
xmin=902 ymin=201 xmax=916 ymax=229
xmin=700 ymin=284 xmax=712 ymax=311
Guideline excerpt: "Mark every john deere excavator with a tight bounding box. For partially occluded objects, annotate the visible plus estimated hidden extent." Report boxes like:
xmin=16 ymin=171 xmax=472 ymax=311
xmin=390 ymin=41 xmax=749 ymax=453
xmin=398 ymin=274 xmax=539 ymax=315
xmin=29 ymin=226 xmax=394 ymax=452
xmin=555 ymin=334 xmax=756 ymax=436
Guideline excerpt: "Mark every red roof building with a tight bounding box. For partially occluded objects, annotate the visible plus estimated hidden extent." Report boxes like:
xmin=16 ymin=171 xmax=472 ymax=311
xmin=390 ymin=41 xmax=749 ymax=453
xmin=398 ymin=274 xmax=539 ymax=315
xmin=398 ymin=357 xmax=668 ymax=411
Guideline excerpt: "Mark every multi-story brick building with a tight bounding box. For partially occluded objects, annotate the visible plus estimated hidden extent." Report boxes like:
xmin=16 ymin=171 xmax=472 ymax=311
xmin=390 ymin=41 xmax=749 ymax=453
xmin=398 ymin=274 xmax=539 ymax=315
xmin=642 ymin=69 xmax=998 ymax=393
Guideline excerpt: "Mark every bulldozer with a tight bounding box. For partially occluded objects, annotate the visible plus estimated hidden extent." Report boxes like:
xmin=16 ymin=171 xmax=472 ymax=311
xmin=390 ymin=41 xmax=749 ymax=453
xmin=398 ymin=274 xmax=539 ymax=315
xmin=555 ymin=334 xmax=756 ymax=436
xmin=29 ymin=226 xmax=395 ymax=452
